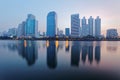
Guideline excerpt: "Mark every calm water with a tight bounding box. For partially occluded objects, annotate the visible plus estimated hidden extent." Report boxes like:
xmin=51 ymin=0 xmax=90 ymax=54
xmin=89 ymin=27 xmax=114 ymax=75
xmin=0 ymin=40 xmax=120 ymax=80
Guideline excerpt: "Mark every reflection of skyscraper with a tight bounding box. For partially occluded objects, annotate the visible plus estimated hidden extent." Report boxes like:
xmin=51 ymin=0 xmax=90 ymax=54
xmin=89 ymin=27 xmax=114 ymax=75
xmin=81 ymin=42 xmax=93 ymax=64
xmin=47 ymin=41 xmax=57 ymax=69
xmin=71 ymin=41 xmax=81 ymax=67
xmin=17 ymin=40 xmax=38 ymax=66
xmin=88 ymin=46 xmax=93 ymax=64
xmin=82 ymin=46 xmax=88 ymax=63
xmin=95 ymin=46 xmax=101 ymax=63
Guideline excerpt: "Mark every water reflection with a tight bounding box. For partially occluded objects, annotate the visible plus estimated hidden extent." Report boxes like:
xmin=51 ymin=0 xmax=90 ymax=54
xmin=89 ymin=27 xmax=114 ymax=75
xmin=17 ymin=40 xmax=38 ymax=66
xmin=65 ymin=40 xmax=70 ymax=52
xmin=71 ymin=41 xmax=81 ymax=67
xmin=47 ymin=41 xmax=57 ymax=69
xmin=95 ymin=46 xmax=101 ymax=63
xmin=107 ymin=42 xmax=118 ymax=52
xmin=70 ymin=41 xmax=101 ymax=66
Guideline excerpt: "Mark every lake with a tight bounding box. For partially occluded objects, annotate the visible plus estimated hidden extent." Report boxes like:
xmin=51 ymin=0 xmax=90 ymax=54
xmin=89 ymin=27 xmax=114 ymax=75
xmin=0 ymin=40 xmax=120 ymax=80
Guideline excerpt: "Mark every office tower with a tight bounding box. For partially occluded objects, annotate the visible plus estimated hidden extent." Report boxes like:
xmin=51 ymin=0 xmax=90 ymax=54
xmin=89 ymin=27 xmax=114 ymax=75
xmin=95 ymin=16 xmax=101 ymax=37
xmin=25 ymin=14 xmax=38 ymax=38
xmin=47 ymin=11 xmax=57 ymax=37
xmin=88 ymin=16 xmax=94 ymax=36
xmin=65 ymin=28 xmax=70 ymax=36
xmin=71 ymin=14 xmax=80 ymax=37
xmin=17 ymin=21 xmax=25 ymax=38
xmin=106 ymin=29 xmax=118 ymax=38
xmin=82 ymin=17 xmax=89 ymax=37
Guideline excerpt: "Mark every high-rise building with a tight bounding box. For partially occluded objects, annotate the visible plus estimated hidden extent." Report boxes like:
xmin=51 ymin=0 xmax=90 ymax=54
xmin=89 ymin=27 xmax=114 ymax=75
xmin=65 ymin=28 xmax=70 ymax=36
xmin=17 ymin=21 xmax=25 ymax=38
xmin=47 ymin=11 xmax=57 ymax=37
xmin=82 ymin=17 xmax=89 ymax=37
xmin=71 ymin=14 xmax=80 ymax=37
xmin=88 ymin=16 xmax=94 ymax=36
xmin=95 ymin=16 xmax=101 ymax=37
xmin=106 ymin=29 xmax=118 ymax=38
xmin=25 ymin=14 xmax=38 ymax=38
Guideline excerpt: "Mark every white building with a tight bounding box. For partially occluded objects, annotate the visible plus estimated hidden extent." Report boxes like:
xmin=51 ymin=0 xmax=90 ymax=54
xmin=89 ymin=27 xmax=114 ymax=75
xmin=71 ymin=14 xmax=80 ymax=37
xmin=17 ymin=21 xmax=25 ymax=38
xmin=88 ymin=16 xmax=94 ymax=36
xmin=82 ymin=17 xmax=89 ymax=37
xmin=95 ymin=16 xmax=101 ymax=37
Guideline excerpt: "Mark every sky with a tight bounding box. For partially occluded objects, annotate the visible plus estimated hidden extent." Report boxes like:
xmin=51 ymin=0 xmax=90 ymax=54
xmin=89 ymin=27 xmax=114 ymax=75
xmin=0 ymin=0 xmax=120 ymax=35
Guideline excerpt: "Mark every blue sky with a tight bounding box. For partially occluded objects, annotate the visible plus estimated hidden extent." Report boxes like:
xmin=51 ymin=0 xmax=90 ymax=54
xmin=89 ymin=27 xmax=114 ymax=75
xmin=0 ymin=0 xmax=120 ymax=35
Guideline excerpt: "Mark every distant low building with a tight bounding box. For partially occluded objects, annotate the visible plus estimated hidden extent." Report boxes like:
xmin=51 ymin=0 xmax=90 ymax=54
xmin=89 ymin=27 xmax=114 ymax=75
xmin=65 ymin=28 xmax=70 ymax=37
xmin=106 ymin=29 xmax=118 ymax=38
xmin=8 ymin=28 xmax=17 ymax=37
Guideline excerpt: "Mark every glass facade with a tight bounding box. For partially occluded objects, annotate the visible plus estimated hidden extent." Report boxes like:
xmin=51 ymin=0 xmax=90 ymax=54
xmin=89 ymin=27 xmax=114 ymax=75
xmin=47 ymin=11 xmax=57 ymax=37
xmin=65 ymin=28 xmax=70 ymax=36
xmin=25 ymin=14 xmax=38 ymax=37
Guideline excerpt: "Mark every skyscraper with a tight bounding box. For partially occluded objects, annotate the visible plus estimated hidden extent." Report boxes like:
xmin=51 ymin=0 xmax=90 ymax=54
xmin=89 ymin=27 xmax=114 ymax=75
xmin=88 ymin=16 xmax=94 ymax=36
xmin=65 ymin=28 xmax=70 ymax=37
xmin=82 ymin=17 xmax=88 ymax=37
xmin=71 ymin=14 xmax=80 ymax=37
xmin=17 ymin=21 xmax=25 ymax=38
xmin=95 ymin=16 xmax=101 ymax=37
xmin=25 ymin=14 xmax=38 ymax=38
xmin=47 ymin=11 xmax=57 ymax=37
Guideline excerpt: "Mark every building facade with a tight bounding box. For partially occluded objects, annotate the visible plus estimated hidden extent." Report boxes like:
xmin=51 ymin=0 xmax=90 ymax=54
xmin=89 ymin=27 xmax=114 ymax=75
xmin=106 ymin=29 xmax=118 ymax=38
xmin=82 ymin=17 xmax=89 ymax=37
xmin=95 ymin=16 xmax=101 ymax=37
xmin=65 ymin=28 xmax=70 ymax=36
xmin=25 ymin=14 xmax=38 ymax=38
xmin=88 ymin=16 xmax=94 ymax=36
xmin=17 ymin=21 xmax=25 ymax=38
xmin=71 ymin=14 xmax=80 ymax=37
xmin=47 ymin=11 xmax=57 ymax=37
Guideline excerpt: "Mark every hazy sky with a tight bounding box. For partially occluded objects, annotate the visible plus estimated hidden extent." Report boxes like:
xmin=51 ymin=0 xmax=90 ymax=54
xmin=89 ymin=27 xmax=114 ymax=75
xmin=0 ymin=0 xmax=120 ymax=35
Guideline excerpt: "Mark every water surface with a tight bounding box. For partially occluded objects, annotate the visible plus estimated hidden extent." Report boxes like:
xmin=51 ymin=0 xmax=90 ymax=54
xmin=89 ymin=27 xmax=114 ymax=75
xmin=0 ymin=40 xmax=120 ymax=80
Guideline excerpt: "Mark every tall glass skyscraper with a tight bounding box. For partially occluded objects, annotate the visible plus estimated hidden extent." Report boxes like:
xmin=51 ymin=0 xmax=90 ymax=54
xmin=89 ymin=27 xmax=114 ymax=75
xmin=25 ymin=14 xmax=38 ymax=37
xmin=88 ymin=16 xmax=94 ymax=36
xmin=47 ymin=11 xmax=57 ymax=37
xmin=95 ymin=16 xmax=101 ymax=37
xmin=71 ymin=14 xmax=80 ymax=37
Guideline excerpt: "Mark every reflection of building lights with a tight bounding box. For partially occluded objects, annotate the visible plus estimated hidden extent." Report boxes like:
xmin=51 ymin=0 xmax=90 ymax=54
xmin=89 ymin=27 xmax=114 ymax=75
xmin=65 ymin=40 xmax=69 ymax=48
xmin=24 ymin=40 xmax=27 ymax=47
xmin=46 ymin=40 xmax=49 ymax=47
xmin=55 ymin=40 xmax=59 ymax=48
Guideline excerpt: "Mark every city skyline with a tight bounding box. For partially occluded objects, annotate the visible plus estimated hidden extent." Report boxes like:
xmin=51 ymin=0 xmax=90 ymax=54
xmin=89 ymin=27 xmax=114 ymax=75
xmin=0 ymin=0 xmax=120 ymax=35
